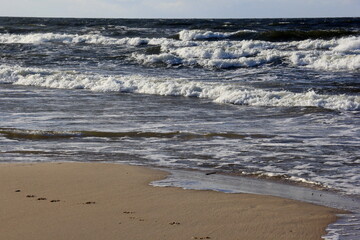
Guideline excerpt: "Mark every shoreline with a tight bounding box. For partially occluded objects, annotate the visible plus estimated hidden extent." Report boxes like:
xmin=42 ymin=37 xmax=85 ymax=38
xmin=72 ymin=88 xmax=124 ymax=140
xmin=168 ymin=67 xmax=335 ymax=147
xmin=152 ymin=167 xmax=360 ymax=212
xmin=0 ymin=162 xmax=344 ymax=240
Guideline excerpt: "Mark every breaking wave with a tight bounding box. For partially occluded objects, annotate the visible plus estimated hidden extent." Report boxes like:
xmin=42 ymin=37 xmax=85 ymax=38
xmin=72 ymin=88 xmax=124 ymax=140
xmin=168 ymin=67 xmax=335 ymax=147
xmin=1 ymin=65 xmax=359 ymax=111
xmin=0 ymin=32 xmax=152 ymax=46
xmin=133 ymin=36 xmax=360 ymax=71
xmin=1 ymin=32 xmax=359 ymax=71
xmin=177 ymin=29 xmax=357 ymax=41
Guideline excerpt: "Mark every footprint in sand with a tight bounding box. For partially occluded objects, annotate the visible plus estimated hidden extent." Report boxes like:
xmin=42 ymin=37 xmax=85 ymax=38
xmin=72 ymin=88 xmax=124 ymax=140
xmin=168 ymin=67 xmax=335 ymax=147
xmin=23 ymin=192 xmax=61 ymax=203
xmin=123 ymin=211 xmax=135 ymax=214
xmin=169 ymin=221 xmax=180 ymax=225
xmin=128 ymin=217 xmax=145 ymax=222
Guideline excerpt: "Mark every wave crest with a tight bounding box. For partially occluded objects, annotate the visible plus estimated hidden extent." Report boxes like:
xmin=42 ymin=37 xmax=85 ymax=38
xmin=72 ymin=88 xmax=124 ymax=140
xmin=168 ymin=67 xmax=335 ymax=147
xmin=134 ymin=36 xmax=360 ymax=71
xmin=1 ymin=31 xmax=359 ymax=71
xmin=1 ymin=65 xmax=359 ymax=111
xmin=0 ymin=33 xmax=150 ymax=46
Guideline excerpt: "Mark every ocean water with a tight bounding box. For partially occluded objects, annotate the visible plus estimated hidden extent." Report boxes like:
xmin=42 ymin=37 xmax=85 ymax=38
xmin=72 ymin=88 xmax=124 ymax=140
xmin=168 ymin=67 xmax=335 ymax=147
xmin=0 ymin=17 xmax=359 ymax=238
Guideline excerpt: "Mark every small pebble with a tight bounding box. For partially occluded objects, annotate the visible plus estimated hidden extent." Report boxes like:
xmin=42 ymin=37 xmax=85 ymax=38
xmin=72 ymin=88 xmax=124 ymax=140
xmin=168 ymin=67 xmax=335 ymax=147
xmin=26 ymin=195 xmax=35 ymax=198
xmin=37 ymin=197 xmax=47 ymax=200
xmin=15 ymin=190 xmax=21 ymax=192
xmin=50 ymin=200 xmax=60 ymax=203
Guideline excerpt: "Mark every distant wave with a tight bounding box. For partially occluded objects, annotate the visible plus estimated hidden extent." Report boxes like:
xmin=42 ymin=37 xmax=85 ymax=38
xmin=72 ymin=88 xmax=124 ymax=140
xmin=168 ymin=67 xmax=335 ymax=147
xmin=177 ymin=29 xmax=257 ymax=41
xmin=177 ymin=29 xmax=358 ymax=42
xmin=2 ymin=30 xmax=357 ymax=45
xmin=134 ymin=36 xmax=360 ymax=71
xmin=1 ymin=32 xmax=359 ymax=71
xmin=0 ymin=33 xmax=151 ymax=46
xmin=1 ymin=65 xmax=359 ymax=111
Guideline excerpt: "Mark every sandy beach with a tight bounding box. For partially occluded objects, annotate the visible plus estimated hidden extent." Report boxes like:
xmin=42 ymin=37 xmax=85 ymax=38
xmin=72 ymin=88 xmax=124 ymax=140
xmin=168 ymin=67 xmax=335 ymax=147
xmin=0 ymin=162 xmax=342 ymax=240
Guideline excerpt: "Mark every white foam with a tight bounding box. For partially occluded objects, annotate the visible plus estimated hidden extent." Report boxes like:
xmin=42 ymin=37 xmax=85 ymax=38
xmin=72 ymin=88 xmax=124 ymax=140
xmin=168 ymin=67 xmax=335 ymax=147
xmin=2 ymin=65 xmax=359 ymax=111
xmin=332 ymin=36 xmax=360 ymax=52
xmin=1 ymin=32 xmax=359 ymax=71
xmin=132 ymin=39 xmax=281 ymax=69
xmin=178 ymin=29 xmax=255 ymax=41
xmin=294 ymin=39 xmax=338 ymax=50
xmin=132 ymin=53 xmax=183 ymax=66
xmin=310 ymin=54 xmax=360 ymax=71
xmin=137 ymin=36 xmax=360 ymax=71
xmin=0 ymin=33 xmax=152 ymax=46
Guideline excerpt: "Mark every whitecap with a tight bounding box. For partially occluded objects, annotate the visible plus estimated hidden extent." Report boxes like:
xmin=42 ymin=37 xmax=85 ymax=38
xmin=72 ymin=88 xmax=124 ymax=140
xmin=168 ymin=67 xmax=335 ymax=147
xmin=178 ymin=29 xmax=256 ymax=41
xmin=2 ymin=65 xmax=359 ymax=111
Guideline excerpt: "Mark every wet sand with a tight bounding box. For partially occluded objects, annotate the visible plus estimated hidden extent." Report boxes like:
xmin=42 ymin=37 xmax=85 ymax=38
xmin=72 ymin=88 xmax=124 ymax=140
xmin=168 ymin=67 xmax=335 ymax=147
xmin=0 ymin=162 xmax=342 ymax=240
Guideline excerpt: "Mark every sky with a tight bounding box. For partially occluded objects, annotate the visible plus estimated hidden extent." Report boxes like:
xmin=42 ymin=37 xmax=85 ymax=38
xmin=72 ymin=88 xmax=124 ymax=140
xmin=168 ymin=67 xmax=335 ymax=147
xmin=0 ymin=0 xmax=359 ymax=18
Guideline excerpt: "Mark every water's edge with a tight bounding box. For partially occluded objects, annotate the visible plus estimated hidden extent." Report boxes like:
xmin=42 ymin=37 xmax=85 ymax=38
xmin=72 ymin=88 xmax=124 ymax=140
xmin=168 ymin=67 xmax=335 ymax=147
xmin=151 ymin=168 xmax=360 ymax=240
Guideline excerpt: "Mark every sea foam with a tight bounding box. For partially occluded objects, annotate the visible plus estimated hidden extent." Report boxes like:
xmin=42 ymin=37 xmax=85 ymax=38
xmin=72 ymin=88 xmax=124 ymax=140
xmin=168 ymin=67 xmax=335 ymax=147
xmin=1 ymin=32 xmax=359 ymax=71
xmin=1 ymin=65 xmax=359 ymax=111
xmin=0 ymin=33 xmax=151 ymax=46
xmin=135 ymin=35 xmax=360 ymax=71
xmin=178 ymin=29 xmax=256 ymax=41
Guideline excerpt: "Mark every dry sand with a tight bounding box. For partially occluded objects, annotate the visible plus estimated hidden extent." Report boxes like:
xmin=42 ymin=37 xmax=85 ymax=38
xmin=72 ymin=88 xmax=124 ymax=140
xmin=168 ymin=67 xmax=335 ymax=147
xmin=0 ymin=162 xmax=342 ymax=240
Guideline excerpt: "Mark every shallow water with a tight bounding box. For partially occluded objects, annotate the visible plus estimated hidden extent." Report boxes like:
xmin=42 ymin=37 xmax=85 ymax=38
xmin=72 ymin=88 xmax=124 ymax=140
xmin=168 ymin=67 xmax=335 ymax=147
xmin=1 ymin=84 xmax=359 ymax=197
